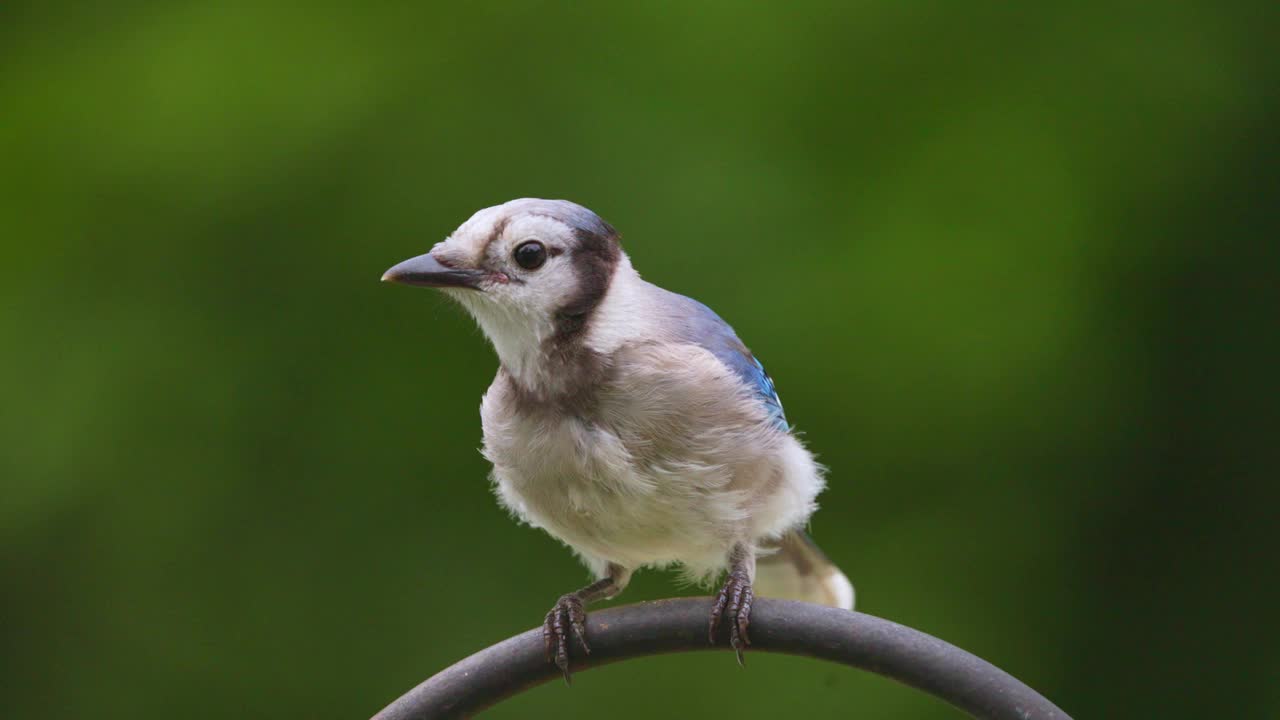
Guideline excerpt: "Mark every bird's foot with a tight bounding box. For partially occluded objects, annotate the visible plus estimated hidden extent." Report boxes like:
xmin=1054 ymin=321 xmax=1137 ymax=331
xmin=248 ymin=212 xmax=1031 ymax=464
xmin=709 ymin=567 xmax=754 ymax=665
xmin=543 ymin=593 xmax=589 ymax=683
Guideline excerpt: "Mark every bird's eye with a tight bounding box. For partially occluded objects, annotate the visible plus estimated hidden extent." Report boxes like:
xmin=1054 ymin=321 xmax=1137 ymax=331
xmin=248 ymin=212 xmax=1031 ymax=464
xmin=513 ymin=241 xmax=547 ymax=270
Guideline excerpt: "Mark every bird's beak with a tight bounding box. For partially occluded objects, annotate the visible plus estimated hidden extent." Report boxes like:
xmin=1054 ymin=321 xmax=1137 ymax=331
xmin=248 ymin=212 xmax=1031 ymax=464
xmin=381 ymin=252 xmax=485 ymax=289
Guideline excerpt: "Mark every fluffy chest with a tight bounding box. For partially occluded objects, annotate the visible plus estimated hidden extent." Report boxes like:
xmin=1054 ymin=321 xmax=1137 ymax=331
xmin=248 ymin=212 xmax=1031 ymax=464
xmin=482 ymin=409 xmax=656 ymax=525
xmin=478 ymin=396 xmax=735 ymax=568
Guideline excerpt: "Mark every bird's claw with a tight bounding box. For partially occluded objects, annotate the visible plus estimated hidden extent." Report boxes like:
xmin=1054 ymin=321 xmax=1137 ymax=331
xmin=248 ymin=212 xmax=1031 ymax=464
xmin=543 ymin=593 xmax=589 ymax=683
xmin=709 ymin=568 xmax=754 ymax=665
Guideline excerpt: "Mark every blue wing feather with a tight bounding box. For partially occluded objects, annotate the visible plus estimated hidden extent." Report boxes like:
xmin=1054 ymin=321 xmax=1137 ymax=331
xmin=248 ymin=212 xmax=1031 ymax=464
xmin=723 ymin=349 xmax=788 ymax=431
xmin=657 ymin=288 xmax=790 ymax=431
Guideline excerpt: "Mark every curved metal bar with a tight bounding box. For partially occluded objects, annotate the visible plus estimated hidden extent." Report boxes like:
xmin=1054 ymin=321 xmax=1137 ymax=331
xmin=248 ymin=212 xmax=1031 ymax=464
xmin=371 ymin=598 xmax=1071 ymax=720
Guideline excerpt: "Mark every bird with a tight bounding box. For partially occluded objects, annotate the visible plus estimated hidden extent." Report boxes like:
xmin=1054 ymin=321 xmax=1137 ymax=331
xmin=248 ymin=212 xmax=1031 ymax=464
xmin=383 ymin=198 xmax=853 ymax=681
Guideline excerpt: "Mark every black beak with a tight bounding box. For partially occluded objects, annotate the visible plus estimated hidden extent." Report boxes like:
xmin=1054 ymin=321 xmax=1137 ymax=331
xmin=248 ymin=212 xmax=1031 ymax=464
xmin=381 ymin=253 xmax=485 ymax=289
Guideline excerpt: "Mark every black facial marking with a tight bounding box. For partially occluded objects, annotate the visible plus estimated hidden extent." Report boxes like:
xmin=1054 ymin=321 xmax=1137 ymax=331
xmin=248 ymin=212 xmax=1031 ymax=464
xmin=550 ymin=225 xmax=621 ymax=342
xmin=519 ymin=207 xmax=621 ymax=345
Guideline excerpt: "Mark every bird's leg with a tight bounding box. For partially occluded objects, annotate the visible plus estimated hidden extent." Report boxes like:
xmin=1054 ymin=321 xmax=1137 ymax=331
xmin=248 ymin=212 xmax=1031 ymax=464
xmin=709 ymin=542 xmax=756 ymax=666
xmin=543 ymin=564 xmax=631 ymax=684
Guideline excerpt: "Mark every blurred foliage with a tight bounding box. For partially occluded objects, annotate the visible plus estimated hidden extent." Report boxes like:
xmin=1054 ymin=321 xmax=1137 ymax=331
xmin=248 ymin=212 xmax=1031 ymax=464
xmin=2 ymin=1 xmax=1277 ymax=718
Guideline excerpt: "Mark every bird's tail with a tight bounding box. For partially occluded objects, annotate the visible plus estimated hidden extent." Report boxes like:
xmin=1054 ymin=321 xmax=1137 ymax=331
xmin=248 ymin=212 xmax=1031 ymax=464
xmin=755 ymin=530 xmax=855 ymax=610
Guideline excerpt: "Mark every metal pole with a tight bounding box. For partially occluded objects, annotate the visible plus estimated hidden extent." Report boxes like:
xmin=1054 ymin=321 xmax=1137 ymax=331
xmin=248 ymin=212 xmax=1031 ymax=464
xmin=372 ymin=598 xmax=1070 ymax=720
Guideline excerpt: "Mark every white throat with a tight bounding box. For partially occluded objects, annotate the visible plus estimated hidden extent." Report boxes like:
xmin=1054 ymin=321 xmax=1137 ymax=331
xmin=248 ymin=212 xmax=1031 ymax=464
xmin=452 ymin=291 xmax=555 ymax=390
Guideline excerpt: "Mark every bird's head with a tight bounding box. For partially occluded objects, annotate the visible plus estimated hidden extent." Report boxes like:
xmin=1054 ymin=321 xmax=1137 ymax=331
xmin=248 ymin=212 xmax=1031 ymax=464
xmin=383 ymin=199 xmax=625 ymax=381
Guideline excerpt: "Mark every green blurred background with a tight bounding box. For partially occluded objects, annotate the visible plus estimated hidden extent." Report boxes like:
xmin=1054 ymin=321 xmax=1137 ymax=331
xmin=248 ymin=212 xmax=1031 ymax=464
xmin=3 ymin=2 xmax=1276 ymax=718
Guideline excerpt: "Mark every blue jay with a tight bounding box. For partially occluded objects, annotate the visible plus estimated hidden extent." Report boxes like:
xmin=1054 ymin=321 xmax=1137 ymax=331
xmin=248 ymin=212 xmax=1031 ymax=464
xmin=383 ymin=199 xmax=853 ymax=680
